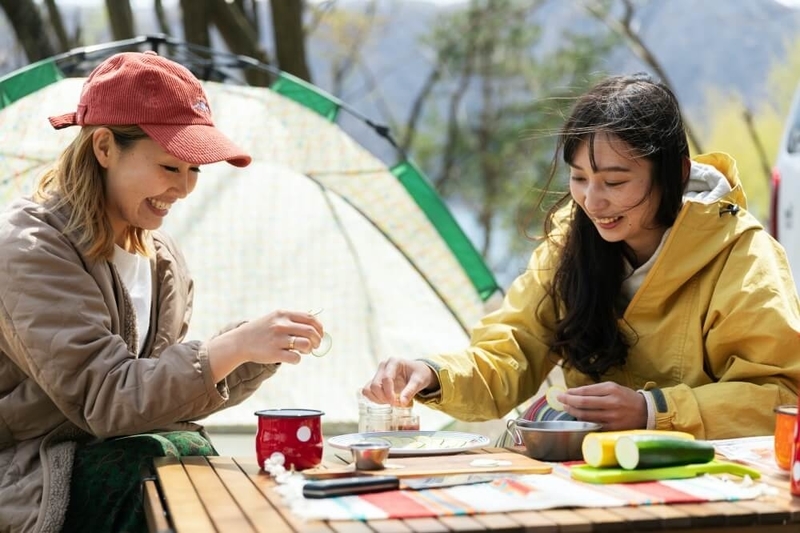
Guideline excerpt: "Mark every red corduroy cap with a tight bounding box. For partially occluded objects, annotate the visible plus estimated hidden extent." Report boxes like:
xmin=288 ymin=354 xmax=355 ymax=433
xmin=49 ymin=51 xmax=251 ymax=167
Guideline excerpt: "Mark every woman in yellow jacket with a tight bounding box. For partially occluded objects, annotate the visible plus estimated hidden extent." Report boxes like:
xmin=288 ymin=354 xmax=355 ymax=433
xmin=362 ymin=74 xmax=800 ymax=439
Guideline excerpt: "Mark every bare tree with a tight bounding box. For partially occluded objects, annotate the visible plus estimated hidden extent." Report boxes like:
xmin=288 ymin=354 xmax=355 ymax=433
xmin=204 ymin=0 xmax=269 ymax=86
xmin=583 ymin=0 xmax=704 ymax=153
xmin=400 ymin=64 xmax=442 ymax=152
xmin=327 ymin=1 xmax=376 ymax=96
xmin=742 ymin=108 xmax=774 ymax=187
xmin=154 ymin=0 xmax=171 ymax=35
xmin=43 ymin=0 xmax=73 ymax=51
xmin=180 ymin=0 xmax=212 ymax=49
xmin=269 ymin=0 xmax=311 ymax=81
xmin=0 ymin=0 xmax=56 ymax=62
xmin=105 ymin=0 xmax=136 ymax=41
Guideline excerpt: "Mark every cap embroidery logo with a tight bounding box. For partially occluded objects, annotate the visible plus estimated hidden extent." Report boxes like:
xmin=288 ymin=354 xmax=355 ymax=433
xmin=193 ymin=100 xmax=210 ymax=114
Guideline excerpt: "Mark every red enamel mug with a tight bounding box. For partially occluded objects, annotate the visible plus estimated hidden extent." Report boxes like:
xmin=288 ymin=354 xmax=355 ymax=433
xmin=255 ymin=409 xmax=324 ymax=471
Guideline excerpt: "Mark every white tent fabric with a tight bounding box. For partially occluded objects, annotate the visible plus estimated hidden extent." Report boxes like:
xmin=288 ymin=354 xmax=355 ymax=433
xmin=162 ymin=161 xmax=472 ymax=429
xmin=0 ymin=76 xmax=497 ymax=430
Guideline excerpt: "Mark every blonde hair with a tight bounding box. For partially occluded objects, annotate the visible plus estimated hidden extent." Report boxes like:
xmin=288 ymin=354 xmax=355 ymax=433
xmin=34 ymin=125 xmax=153 ymax=261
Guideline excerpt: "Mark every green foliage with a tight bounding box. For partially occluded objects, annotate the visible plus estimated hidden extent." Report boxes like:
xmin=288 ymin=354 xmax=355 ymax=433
xmin=767 ymin=36 xmax=800 ymax=117
xmin=702 ymin=34 xmax=800 ymax=224
xmin=702 ymin=89 xmax=780 ymax=222
xmin=408 ymin=0 xmax=619 ymax=262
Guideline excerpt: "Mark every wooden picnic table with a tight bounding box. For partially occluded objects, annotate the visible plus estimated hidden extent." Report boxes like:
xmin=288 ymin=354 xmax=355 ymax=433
xmin=144 ymin=445 xmax=800 ymax=532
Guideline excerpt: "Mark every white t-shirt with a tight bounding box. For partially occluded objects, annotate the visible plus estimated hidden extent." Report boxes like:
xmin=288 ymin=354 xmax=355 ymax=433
xmin=112 ymin=245 xmax=152 ymax=355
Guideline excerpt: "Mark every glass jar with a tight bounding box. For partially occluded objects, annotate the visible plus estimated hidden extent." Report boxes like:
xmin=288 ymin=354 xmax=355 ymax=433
xmin=363 ymin=404 xmax=393 ymax=432
xmin=356 ymin=390 xmax=370 ymax=433
xmin=392 ymin=402 xmax=420 ymax=431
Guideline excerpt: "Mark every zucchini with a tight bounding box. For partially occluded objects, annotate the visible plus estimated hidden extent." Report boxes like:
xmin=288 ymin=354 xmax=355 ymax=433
xmin=615 ymin=435 xmax=715 ymax=470
xmin=581 ymin=430 xmax=695 ymax=468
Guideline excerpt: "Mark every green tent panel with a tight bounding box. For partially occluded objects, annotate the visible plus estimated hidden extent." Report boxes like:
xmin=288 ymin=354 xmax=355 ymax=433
xmin=392 ymin=160 xmax=498 ymax=301
xmin=271 ymin=72 xmax=341 ymax=121
xmin=0 ymin=59 xmax=63 ymax=110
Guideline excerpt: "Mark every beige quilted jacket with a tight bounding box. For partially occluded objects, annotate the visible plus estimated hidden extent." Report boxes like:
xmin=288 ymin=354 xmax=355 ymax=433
xmin=0 ymin=197 xmax=277 ymax=532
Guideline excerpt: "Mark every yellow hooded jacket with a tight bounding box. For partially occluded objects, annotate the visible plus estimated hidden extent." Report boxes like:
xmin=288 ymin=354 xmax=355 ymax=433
xmin=420 ymin=153 xmax=800 ymax=439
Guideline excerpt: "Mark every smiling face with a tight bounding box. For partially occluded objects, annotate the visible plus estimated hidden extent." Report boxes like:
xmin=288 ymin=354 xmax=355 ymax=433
xmin=568 ymin=132 xmax=667 ymax=266
xmin=93 ymin=128 xmax=200 ymax=247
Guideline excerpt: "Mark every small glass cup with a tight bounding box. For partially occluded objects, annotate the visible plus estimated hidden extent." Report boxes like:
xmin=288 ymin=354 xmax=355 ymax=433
xmin=308 ymin=308 xmax=332 ymax=357
xmin=774 ymin=404 xmax=797 ymax=470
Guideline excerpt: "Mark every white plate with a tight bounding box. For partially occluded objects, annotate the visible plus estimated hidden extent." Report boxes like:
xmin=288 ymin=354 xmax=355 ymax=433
xmin=328 ymin=430 xmax=491 ymax=456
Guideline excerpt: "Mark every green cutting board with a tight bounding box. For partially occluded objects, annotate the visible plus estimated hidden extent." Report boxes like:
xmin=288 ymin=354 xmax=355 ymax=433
xmin=571 ymin=459 xmax=761 ymax=484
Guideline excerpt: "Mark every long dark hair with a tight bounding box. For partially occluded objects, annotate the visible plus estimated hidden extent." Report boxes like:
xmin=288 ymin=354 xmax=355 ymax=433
xmin=542 ymin=74 xmax=690 ymax=380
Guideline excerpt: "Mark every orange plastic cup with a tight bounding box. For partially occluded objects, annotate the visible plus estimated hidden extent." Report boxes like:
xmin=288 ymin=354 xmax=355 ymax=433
xmin=774 ymin=404 xmax=798 ymax=470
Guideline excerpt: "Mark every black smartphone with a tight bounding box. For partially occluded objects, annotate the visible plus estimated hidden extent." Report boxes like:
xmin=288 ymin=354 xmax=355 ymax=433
xmin=302 ymin=475 xmax=400 ymax=498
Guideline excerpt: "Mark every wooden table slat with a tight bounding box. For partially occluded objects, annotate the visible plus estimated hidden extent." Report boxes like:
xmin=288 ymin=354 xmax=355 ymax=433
xmin=571 ymin=507 xmax=633 ymax=532
xmin=734 ymin=498 xmax=793 ymax=525
xmin=633 ymin=502 xmax=693 ymax=530
xmin=235 ymin=457 xmax=335 ymax=533
xmin=601 ymin=506 xmax=663 ymax=531
xmin=437 ymin=515 xmax=491 ymax=531
xmin=703 ymin=501 xmax=760 ymax=528
xmin=670 ymin=502 xmax=731 ymax=529
xmin=365 ymin=518 xmax=415 ymax=533
xmin=182 ymin=456 xmax=256 ymax=532
xmin=525 ymin=510 xmax=593 ymax=533
xmin=142 ymin=478 xmax=171 ymax=533
xmin=153 ymin=456 xmax=216 ymax=533
xmin=502 ymin=511 xmax=559 ymax=533
xmin=152 ymin=446 xmax=800 ymax=532
xmin=329 ymin=520 xmax=374 ymax=533
xmin=208 ymin=456 xmax=289 ymax=533
xmin=473 ymin=512 xmax=524 ymax=533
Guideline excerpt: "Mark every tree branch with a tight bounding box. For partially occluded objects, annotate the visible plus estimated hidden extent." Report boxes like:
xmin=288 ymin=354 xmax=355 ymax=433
xmin=583 ymin=0 xmax=704 ymax=153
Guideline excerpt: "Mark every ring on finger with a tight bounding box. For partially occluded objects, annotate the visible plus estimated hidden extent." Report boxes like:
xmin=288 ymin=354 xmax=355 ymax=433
xmin=288 ymin=335 xmax=296 ymax=351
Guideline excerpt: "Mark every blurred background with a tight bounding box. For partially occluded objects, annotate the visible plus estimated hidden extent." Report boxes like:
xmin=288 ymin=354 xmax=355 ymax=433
xmin=1 ymin=0 xmax=798 ymax=455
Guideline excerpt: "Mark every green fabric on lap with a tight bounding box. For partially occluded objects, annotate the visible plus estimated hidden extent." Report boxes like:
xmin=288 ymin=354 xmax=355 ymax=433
xmin=61 ymin=431 xmax=217 ymax=533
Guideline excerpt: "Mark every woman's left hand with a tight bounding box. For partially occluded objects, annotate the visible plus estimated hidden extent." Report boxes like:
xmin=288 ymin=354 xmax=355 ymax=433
xmin=557 ymin=382 xmax=647 ymax=431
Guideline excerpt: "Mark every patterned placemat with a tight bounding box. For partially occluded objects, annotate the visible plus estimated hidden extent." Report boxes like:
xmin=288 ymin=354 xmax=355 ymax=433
xmin=282 ymin=462 xmax=769 ymax=521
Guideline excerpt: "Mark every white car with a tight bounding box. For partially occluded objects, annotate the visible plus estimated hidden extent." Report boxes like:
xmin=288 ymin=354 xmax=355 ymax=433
xmin=771 ymin=82 xmax=800 ymax=285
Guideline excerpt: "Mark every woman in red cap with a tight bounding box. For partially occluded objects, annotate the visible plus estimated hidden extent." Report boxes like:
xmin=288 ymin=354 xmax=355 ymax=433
xmin=0 ymin=51 xmax=325 ymax=532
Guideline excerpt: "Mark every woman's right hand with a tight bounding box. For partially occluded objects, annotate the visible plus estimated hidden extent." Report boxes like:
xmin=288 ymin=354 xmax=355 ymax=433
xmin=362 ymin=357 xmax=439 ymax=406
xmin=208 ymin=309 xmax=324 ymax=382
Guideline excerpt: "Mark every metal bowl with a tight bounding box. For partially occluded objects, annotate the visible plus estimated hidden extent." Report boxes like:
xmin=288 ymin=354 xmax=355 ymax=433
xmin=509 ymin=419 xmax=602 ymax=462
xmin=349 ymin=440 xmax=391 ymax=470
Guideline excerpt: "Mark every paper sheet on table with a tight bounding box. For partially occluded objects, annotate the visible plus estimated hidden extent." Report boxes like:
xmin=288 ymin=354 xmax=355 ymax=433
xmin=710 ymin=436 xmax=788 ymax=478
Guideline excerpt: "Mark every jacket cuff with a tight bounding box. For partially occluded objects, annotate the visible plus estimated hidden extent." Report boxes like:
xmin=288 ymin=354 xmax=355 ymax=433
xmin=198 ymin=341 xmax=230 ymax=401
xmin=414 ymin=358 xmax=443 ymax=400
xmin=637 ymin=390 xmax=656 ymax=430
xmin=648 ymin=387 xmax=675 ymax=431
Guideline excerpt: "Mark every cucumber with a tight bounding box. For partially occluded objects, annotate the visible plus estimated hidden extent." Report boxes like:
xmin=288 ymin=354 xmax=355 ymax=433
xmin=581 ymin=430 xmax=695 ymax=468
xmin=615 ymin=435 xmax=715 ymax=470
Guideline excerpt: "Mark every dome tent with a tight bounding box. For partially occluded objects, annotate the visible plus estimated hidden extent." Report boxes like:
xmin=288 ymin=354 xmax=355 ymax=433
xmin=0 ymin=35 xmax=502 ymax=432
